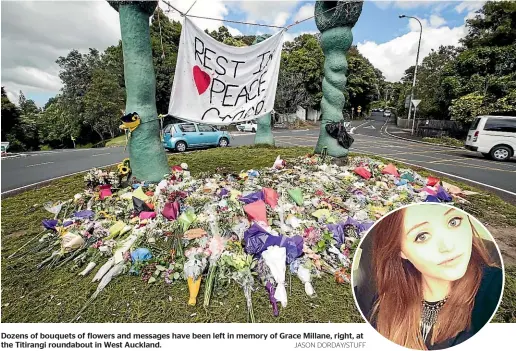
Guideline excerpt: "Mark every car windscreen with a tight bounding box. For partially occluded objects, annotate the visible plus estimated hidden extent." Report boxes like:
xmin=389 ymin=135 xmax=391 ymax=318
xmin=483 ymin=118 xmax=516 ymax=133
xmin=470 ymin=117 xmax=481 ymax=130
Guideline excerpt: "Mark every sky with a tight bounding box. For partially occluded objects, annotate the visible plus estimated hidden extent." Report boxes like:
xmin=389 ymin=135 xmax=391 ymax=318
xmin=1 ymin=0 xmax=488 ymax=108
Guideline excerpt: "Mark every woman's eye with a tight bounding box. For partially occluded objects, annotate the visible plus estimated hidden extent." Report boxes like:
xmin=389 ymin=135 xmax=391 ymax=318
xmin=449 ymin=217 xmax=463 ymax=227
xmin=415 ymin=233 xmax=430 ymax=242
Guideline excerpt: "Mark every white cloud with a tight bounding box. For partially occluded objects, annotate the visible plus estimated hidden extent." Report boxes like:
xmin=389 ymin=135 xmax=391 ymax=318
xmin=293 ymin=3 xmax=314 ymax=23
xmin=283 ymin=30 xmax=318 ymax=43
xmin=273 ymin=12 xmax=290 ymax=27
xmin=227 ymin=26 xmax=243 ymax=36
xmin=160 ymin=0 xmax=230 ymax=32
xmin=1 ymin=0 xmax=120 ymax=106
xmin=1 ymin=0 xmax=234 ymax=106
xmin=455 ymin=1 xmax=487 ymax=22
xmin=358 ymin=24 xmax=468 ymax=82
xmin=236 ymin=1 xmax=300 ymax=25
xmin=429 ymin=15 xmax=446 ymax=28
xmin=455 ymin=1 xmax=486 ymax=13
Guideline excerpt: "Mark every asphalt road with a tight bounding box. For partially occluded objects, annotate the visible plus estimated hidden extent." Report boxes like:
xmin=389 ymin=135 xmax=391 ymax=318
xmin=1 ymin=147 xmax=129 ymax=194
xmin=2 ymin=115 xmax=516 ymax=204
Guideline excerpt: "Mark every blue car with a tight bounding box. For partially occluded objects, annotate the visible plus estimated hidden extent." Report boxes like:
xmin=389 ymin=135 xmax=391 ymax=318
xmin=162 ymin=122 xmax=231 ymax=152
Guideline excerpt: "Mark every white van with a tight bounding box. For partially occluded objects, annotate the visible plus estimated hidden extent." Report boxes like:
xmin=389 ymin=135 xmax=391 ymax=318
xmin=465 ymin=116 xmax=516 ymax=161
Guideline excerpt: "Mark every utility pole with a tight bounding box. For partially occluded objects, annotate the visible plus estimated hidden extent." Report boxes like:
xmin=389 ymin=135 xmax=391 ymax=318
xmin=399 ymin=15 xmax=422 ymax=122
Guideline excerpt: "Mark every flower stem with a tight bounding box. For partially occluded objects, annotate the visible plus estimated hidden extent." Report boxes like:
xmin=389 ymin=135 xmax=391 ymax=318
xmin=203 ymin=262 xmax=217 ymax=308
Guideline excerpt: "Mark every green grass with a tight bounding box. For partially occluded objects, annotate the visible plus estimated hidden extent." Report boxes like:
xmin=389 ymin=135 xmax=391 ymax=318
xmin=422 ymin=136 xmax=465 ymax=148
xmin=105 ymin=135 xmax=127 ymax=147
xmin=1 ymin=145 xmax=515 ymax=323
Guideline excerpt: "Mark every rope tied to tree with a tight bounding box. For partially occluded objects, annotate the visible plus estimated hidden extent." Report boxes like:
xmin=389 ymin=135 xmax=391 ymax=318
xmin=160 ymin=0 xmax=353 ymax=32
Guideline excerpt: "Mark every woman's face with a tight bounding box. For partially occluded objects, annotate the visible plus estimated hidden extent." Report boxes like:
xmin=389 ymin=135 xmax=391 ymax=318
xmin=400 ymin=205 xmax=473 ymax=282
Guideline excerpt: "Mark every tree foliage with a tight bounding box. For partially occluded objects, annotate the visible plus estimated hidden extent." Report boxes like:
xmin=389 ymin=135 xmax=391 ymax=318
xmin=388 ymin=1 xmax=516 ymax=124
xmin=11 ymin=3 xmax=512 ymax=150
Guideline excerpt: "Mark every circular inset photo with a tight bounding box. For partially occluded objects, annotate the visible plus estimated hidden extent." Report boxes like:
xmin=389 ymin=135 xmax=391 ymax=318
xmin=351 ymin=203 xmax=504 ymax=350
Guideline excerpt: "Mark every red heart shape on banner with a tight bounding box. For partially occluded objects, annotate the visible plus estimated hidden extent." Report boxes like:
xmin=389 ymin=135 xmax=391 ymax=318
xmin=192 ymin=65 xmax=211 ymax=95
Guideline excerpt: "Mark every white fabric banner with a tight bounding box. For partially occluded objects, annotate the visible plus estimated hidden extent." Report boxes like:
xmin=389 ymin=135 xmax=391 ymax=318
xmin=168 ymin=17 xmax=285 ymax=125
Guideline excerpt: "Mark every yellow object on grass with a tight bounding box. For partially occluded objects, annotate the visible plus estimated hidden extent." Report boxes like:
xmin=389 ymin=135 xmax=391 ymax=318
xmin=132 ymin=186 xmax=150 ymax=202
xmin=230 ymin=189 xmax=241 ymax=201
xmin=187 ymin=276 xmax=202 ymax=306
xmin=109 ymin=221 xmax=126 ymax=239
xmin=312 ymin=209 xmax=336 ymax=223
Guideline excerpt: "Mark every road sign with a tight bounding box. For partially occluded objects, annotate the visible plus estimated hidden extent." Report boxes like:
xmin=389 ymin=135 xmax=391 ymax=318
xmin=404 ymin=96 xmax=411 ymax=108
xmin=412 ymin=99 xmax=421 ymax=108
xmin=71 ymin=136 xmax=76 ymax=141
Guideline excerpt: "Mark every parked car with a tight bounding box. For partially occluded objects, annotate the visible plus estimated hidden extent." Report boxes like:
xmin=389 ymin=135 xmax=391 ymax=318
xmin=162 ymin=122 xmax=230 ymax=152
xmin=383 ymin=110 xmax=392 ymax=117
xmin=236 ymin=120 xmax=258 ymax=132
xmin=465 ymin=115 xmax=516 ymax=161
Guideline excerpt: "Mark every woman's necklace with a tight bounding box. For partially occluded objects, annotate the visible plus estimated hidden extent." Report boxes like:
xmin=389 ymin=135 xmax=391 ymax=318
xmin=421 ymin=297 xmax=448 ymax=342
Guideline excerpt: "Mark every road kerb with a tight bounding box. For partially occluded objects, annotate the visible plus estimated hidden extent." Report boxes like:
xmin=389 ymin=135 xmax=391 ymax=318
xmin=1 ymin=162 xmax=120 ymax=199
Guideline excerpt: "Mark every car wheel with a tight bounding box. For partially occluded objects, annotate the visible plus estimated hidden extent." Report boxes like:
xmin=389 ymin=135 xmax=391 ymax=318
xmin=175 ymin=141 xmax=187 ymax=152
xmin=218 ymin=137 xmax=229 ymax=148
xmin=252 ymin=128 xmax=256 ymax=133
xmin=490 ymin=145 xmax=512 ymax=161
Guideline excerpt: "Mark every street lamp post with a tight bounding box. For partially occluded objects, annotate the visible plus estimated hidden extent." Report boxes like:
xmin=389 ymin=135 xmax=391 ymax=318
xmin=399 ymin=15 xmax=422 ymax=130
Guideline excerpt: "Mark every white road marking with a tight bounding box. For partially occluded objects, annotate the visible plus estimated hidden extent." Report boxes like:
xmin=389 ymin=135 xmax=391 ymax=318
xmin=363 ymin=125 xmax=376 ymax=129
xmin=351 ymin=149 xmax=516 ymax=197
xmin=1 ymin=162 xmax=120 ymax=195
xmin=26 ymin=161 xmax=54 ymax=168
xmin=91 ymin=153 xmax=111 ymax=157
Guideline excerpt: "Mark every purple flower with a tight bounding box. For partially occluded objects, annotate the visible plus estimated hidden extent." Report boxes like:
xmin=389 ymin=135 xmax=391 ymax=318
xmin=42 ymin=219 xmax=58 ymax=231
xmin=239 ymin=191 xmax=264 ymax=204
xmin=358 ymin=221 xmax=374 ymax=233
xmin=63 ymin=220 xmax=74 ymax=227
xmin=73 ymin=210 xmax=94 ymax=219
xmin=327 ymin=223 xmax=345 ymax=247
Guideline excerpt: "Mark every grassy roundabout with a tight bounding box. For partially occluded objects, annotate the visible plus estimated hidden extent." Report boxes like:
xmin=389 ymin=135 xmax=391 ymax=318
xmin=1 ymin=145 xmax=515 ymax=323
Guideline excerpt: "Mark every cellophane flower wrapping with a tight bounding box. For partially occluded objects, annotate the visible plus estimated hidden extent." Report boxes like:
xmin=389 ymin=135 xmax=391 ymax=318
xmin=257 ymin=257 xmax=279 ymax=316
xmin=262 ymin=245 xmax=287 ymax=308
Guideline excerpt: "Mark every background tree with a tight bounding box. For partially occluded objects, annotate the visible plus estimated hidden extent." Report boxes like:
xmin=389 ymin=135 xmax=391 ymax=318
xmin=345 ymin=46 xmax=378 ymax=113
xmin=83 ymin=67 xmax=126 ymax=140
xmin=150 ymin=8 xmax=182 ymax=114
xmin=17 ymin=92 xmax=40 ymax=150
xmin=276 ymin=34 xmax=324 ymax=113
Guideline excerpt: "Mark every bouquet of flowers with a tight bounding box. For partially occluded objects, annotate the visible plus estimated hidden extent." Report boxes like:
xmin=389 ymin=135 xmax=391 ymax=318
xmin=203 ymin=235 xmax=227 ymax=307
xmin=183 ymin=245 xmax=209 ymax=306
xmin=256 ymin=257 xmax=279 ymax=317
xmin=290 ymin=257 xmax=317 ymax=297
xmin=262 ymin=245 xmax=287 ymax=308
xmin=218 ymin=241 xmax=257 ymax=322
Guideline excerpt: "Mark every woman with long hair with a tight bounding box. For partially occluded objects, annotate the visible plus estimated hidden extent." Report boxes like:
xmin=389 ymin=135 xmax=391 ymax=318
xmin=365 ymin=204 xmax=502 ymax=350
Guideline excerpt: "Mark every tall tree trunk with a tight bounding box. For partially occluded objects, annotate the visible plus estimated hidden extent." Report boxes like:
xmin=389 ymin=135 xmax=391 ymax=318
xmin=113 ymin=1 xmax=169 ymax=182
